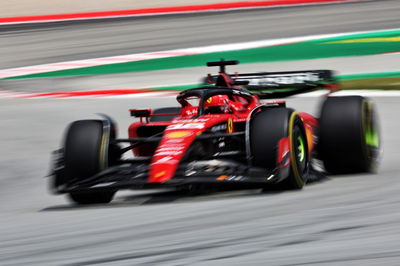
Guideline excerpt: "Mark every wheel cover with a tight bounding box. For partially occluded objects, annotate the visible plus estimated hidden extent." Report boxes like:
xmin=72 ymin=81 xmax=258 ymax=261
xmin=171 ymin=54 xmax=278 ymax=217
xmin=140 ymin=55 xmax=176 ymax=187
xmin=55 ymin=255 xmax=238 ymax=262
xmin=362 ymin=100 xmax=381 ymax=170
xmin=364 ymin=102 xmax=380 ymax=148
xmin=293 ymin=127 xmax=307 ymax=173
xmin=297 ymin=136 xmax=305 ymax=163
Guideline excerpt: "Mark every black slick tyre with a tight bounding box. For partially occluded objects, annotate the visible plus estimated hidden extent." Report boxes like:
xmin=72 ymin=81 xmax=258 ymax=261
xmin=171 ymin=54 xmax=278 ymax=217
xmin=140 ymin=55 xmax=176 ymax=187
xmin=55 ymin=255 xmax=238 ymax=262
xmin=64 ymin=120 xmax=115 ymax=204
xmin=250 ymin=108 xmax=309 ymax=189
xmin=150 ymin=107 xmax=181 ymax=122
xmin=318 ymin=96 xmax=380 ymax=174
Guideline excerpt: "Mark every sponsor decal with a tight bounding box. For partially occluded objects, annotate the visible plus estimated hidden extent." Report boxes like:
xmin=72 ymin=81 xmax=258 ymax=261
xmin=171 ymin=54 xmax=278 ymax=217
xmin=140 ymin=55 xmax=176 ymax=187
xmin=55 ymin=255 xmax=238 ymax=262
xmin=157 ymin=147 xmax=184 ymax=152
xmin=216 ymin=175 xmax=244 ymax=181
xmin=154 ymin=146 xmax=185 ymax=156
xmin=164 ymin=138 xmax=185 ymax=144
xmin=206 ymin=97 xmax=213 ymax=103
xmin=216 ymin=175 xmax=228 ymax=181
xmin=155 ymin=156 xmax=172 ymax=163
xmin=227 ymin=119 xmax=233 ymax=133
xmin=185 ymin=109 xmax=196 ymax=116
xmin=243 ymin=73 xmax=320 ymax=85
xmin=155 ymin=151 xmax=181 ymax=156
xmin=154 ymin=171 xmax=166 ymax=178
xmin=152 ymin=156 xmax=179 ymax=164
xmin=210 ymin=123 xmax=227 ymax=132
xmin=226 ymin=175 xmax=244 ymax=181
xmin=165 ymin=131 xmax=192 ymax=139
xmin=177 ymin=118 xmax=210 ymax=123
xmin=168 ymin=123 xmax=205 ymax=130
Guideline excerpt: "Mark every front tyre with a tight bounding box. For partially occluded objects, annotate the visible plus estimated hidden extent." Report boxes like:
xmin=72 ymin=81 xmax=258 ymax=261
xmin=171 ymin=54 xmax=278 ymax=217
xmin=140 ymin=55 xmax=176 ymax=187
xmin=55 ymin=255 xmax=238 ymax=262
xmin=63 ymin=120 xmax=116 ymax=204
xmin=250 ymin=108 xmax=309 ymax=189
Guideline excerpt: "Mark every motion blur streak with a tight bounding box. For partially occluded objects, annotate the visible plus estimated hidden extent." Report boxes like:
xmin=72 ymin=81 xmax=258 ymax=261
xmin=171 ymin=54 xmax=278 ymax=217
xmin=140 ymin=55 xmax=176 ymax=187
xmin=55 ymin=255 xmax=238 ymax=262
xmin=0 ymin=0 xmax=365 ymax=25
xmin=1 ymin=0 xmax=399 ymax=69
xmin=1 ymin=1 xmax=400 ymax=265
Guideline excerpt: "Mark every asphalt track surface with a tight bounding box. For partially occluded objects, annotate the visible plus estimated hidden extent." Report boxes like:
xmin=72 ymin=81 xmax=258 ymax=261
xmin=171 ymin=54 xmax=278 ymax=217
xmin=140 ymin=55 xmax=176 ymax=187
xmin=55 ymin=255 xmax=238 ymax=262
xmin=1 ymin=1 xmax=400 ymax=266
xmin=1 ymin=96 xmax=400 ymax=266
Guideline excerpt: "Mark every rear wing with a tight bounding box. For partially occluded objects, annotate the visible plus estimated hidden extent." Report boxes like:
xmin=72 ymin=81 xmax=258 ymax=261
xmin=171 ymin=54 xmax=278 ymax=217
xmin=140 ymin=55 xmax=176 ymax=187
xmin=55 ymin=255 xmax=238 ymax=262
xmin=205 ymin=69 xmax=338 ymax=99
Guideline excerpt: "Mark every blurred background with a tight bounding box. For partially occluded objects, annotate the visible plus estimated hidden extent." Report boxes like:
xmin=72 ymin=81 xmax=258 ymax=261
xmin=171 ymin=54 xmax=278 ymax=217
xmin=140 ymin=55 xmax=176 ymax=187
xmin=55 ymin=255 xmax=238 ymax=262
xmin=1 ymin=0 xmax=400 ymax=265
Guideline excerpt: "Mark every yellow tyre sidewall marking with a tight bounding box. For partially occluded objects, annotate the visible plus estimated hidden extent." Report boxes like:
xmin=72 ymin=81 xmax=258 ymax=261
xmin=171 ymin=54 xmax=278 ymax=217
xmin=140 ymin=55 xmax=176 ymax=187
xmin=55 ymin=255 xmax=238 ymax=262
xmin=99 ymin=130 xmax=108 ymax=170
xmin=288 ymin=112 xmax=305 ymax=187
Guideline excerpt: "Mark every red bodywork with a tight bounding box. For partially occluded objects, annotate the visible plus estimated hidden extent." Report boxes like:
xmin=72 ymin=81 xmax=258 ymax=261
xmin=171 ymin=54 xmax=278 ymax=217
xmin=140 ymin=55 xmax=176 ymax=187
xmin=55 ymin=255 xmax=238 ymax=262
xmin=128 ymin=70 xmax=319 ymax=184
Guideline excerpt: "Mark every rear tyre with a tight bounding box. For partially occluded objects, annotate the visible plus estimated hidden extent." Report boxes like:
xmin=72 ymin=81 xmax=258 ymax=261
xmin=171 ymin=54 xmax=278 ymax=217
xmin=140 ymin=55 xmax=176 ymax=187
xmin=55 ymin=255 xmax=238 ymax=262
xmin=318 ymin=96 xmax=381 ymax=174
xmin=63 ymin=120 xmax=116 ymax=204
xmin=150 ymin=107 xmax=181 ymax=122
xmin=250 ymin=108 xmax=309 ymax=190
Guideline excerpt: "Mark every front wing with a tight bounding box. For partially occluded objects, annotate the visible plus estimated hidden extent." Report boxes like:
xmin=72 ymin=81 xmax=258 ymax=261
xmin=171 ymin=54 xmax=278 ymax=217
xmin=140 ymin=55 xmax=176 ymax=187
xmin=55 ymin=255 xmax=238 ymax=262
xmin=51 ymin=155 xmax=279 ymax=194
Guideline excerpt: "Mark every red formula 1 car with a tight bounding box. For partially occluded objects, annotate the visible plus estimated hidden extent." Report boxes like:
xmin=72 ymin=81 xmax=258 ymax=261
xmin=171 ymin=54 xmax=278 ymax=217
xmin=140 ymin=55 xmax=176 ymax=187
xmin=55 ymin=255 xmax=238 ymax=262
xmin=50 ymin=60 xmax=381 ymax=204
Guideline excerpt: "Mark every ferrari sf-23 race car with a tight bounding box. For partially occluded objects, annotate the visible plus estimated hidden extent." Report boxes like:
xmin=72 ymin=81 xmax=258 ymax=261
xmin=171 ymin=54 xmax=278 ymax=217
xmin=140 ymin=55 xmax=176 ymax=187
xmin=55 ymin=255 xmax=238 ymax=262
xmin=49 ymin=60 xmax=381 ymax=204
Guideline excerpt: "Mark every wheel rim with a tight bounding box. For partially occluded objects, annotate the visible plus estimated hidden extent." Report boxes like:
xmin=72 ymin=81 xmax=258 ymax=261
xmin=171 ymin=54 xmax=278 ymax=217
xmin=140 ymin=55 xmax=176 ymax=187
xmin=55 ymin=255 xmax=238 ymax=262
xmin=297 ymin=136 xmax=305 ymax=163
xmin=293 ymin=126 xmax=307 ymax=174
xmin=288 ymin=113 xmax=308 ymax=187
xmin=364 ymin=102 xmax=380 ymax=148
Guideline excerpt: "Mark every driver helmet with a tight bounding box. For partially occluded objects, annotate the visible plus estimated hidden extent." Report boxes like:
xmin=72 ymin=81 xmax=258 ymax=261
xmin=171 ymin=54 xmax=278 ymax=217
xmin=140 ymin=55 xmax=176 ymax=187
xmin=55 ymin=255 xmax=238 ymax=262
xmin=204 ymin=95 xmax=231 ymax=114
